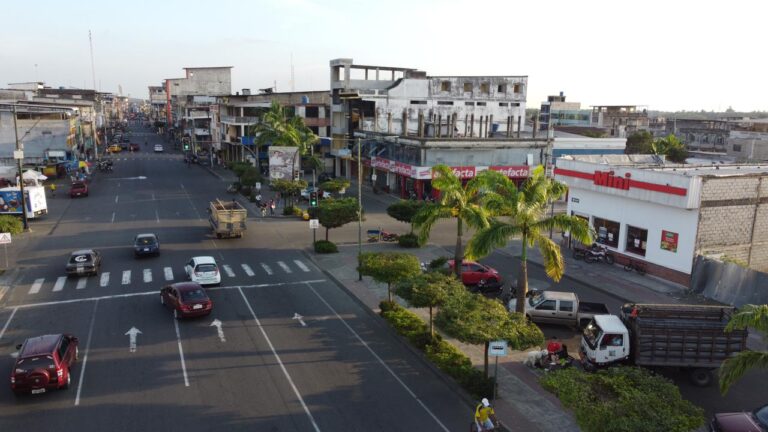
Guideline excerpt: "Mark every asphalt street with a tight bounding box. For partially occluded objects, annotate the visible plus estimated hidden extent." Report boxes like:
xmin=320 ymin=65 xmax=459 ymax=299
xmin=0 ymin=127 xmax=473 ymax=432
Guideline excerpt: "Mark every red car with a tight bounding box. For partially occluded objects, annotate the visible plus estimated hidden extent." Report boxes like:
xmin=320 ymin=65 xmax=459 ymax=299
xmin=70 ymin=181 xmax=88 ymax=198
xmin=160 ymin=282 xmax=213 ymax=319
xmin=447 ymin=260 xmax=502 ymax=286
xmin=129 ymin=143 xmax=140 ymax=152
xmin=11 ymin=334 xmax=79 ymax=395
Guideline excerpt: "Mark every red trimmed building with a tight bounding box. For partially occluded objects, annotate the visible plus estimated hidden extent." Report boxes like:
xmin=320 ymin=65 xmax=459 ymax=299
xmin=555 ymin=155 xmax=768 ymax=286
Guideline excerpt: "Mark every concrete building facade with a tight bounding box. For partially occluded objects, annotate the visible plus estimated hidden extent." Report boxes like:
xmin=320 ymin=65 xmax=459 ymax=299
xmin=538 ymin=93 xmax=591 ymax=131
xmin=591 ymin=105 xmax=650 ymax=137
xmin=666 ymin=118 xmax=730 ymax=152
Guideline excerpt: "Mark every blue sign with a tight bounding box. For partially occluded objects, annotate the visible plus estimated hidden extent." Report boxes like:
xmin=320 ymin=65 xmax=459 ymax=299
xmin=0 ymin=190 xmax=24 ymax=215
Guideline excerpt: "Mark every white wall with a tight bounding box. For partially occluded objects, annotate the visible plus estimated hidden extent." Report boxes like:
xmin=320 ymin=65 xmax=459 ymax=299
xmin=567 ymin=188 xmax=699 ymax=274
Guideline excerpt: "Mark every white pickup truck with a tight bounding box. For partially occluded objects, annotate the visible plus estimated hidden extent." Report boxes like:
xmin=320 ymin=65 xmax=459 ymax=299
xmin=508 ymin=291 xmax=610 ymax=329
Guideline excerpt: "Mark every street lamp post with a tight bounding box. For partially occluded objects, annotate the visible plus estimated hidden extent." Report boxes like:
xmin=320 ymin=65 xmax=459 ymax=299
xmin=11 ymin=105 xmax=30 ymax=231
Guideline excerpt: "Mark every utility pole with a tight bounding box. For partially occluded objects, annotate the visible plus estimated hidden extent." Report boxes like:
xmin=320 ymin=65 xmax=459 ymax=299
xmin=12 ymin=105 xmax=30 ymax=231
xmin=357 ymin=136 xmax=362 ymax=281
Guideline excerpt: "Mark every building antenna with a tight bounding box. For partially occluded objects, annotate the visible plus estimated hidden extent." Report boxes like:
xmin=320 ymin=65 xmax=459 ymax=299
xmin=290 ymin=53 xmax=295 ymax=92
xmin=88 ymin=30 xmax=97 ymax=91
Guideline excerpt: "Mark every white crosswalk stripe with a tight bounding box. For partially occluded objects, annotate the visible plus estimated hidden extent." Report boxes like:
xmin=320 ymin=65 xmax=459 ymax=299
xmin=122 ymin=270 xmax=131 ymax=285
xmin=29 ymin=278 xmax=45 ymax=295
xmin=277 ymin=261 xmax=292 ymax=274
xmin=76 ymin=278 xmax=88 ymax=290
xmin=143 ymin=269 xmax=153 ymax=283
xmin=164 ymin=267 xmax=174 ymax=281
xmin=53 ymin=276 xmax=66 ymax=292
xmin=100 ymin=272 xmax=110 ymax=287
xmin=260 ymin=263 xmax=273 ymax=275
xmin=293 ymin=260 xmax=310 ymax=272
xmin=241 ymin=264 xmax=255 ymax=277
xmin=223 ymin=265 xmax=235 ymax=277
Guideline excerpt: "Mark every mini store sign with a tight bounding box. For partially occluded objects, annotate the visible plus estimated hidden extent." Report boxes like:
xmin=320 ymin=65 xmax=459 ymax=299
xmin=593 ymin=170 xmax=630 ymax=191
xmin=660 ymin=230 xmax=679 ymax=253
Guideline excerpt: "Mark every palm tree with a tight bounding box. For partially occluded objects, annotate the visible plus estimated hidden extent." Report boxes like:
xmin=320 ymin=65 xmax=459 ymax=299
xmin=413 ymin=164 xmax=490 ymax=278
xmin=465 ymin=166 xmax=592 ymax=313
xmin=719 ymin=304 xmax=768 ymax=395
xmin=250 ymin=101 xmax=320 ymax=175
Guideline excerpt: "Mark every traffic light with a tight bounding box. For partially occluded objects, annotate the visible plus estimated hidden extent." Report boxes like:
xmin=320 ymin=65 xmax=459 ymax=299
xmin=309 ymin=191 xmax=318 ymax=207
xmin=183 ymin=143 xmax=190 ymax=151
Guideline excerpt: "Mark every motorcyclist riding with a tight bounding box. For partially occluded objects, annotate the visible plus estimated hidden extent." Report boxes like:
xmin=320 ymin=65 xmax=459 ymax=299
xmin=474 ymin=398 xmax=499 ymax=431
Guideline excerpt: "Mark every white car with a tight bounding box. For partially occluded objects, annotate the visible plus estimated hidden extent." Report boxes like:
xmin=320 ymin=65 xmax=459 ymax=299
xmin=154 ymin=144 xmax=164 ymax=152
xmin=184 ymin=256 xmax=221 ymax=286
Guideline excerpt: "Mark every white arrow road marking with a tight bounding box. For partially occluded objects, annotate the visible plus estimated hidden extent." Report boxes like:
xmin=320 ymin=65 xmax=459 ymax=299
xmin=122 ymin=270 xmax=131 ymax=285
xmin=76 ymin=278 xmax=88 ymax=290
xmin=164 ymin=267 xmax=174 ymax=281
xmin=293 ymin=260 xmax=310 ymax=272
xmin=292 ymin=313 xmax=307 ymax=327
xmin=125 ymin=327 xmax=142 ymax=353
xmin=241 ymin=264 xmax=255 ymax=277
xmin=209 ymin=319 xmax=226 ymax=342
xmin=278 ymin=261 xmax=292 ymax=274
xmin=260 ymin=263 xmax=273 ymax=275
xmin=143 ymin=269 xmax=152 ymax=283
xmin=222 ymin=265 xmax=235 ymax=277
xmin=115 ymin=195 xmax=119 ymax=204
xmin=111 ymin=212 xmax=115 ymax=223
xmin=29 ymin=278 xmax=44 ymax=295
xmin=53 ymin=276 xmax=66 ymax=292
xmin=100 ymin=272 xmax=110 ymax=287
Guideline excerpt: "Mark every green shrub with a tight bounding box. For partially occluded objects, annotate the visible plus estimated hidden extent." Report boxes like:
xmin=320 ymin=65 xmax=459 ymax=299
xmin=428 ymin=256 xmax=450 ymax=272
xmin=240 ymin=186 xmax=252 ymax=197
xmin=398 ymin=233 xmax=421 ymax=248
xmin=540 ymin=367 xmax=705 ymax=432
xmin=379 ymin=300 xmax=398 ymax=314
xmin=0 ymin=215 xmax=23 ymax=235
xmin=314 ymin=240 xmax=338 ymax=254
xmin=283 ymin=205 xmax=296 ymax=216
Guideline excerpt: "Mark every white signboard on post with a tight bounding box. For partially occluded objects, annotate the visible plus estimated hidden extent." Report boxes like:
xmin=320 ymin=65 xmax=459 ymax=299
xmin=488 ymin=340 xmax=508 ymax=357
xmin=309 ymin=219 xmax=319 ymax=230
xmin=0 ymin=233 xmax=11 ymax=244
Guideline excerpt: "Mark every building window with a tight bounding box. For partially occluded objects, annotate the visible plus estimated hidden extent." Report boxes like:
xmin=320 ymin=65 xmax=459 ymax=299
xmin=513 ymin=83 xmax=521 ymax=93
xmin=626 ymin=225 xmax=648 ymax=256
xmin=437 ymin=101 xmax=454 ymax=106
xmin=465 ymin=102 xmax=475 ymax=106
xmin=499 ymin=102 xmax=508 ymax=107
xmin=410 ymin=100 xmax=427 ymax=105
xmin=463 ymin=82 xmax=473 ymax=92
xmin=593 ymin=217 xmax=620 ymax=248
xmin=498 ymin=84 xmax=507 ymax=93
xmin=476 ymin=102 xmax=486 ymax=107
xmin=480 ymin=83 xmax=490 ymax=94
xmin=733 ymin=144 xmax=742 ymax=152
xmin=305 ymin=106 xmax=319 ymax=118
xmin=441 ymin=81 xmax=451 ymax=92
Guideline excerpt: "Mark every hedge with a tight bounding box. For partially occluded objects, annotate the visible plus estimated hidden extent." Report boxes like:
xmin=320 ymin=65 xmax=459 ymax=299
xmin=379 ymin=301 xmax=494 ymax=398
xmin=314 ymin=240 xmax=338 ymax=254
xmin=397 ymin=233 xmax=421 ymax=248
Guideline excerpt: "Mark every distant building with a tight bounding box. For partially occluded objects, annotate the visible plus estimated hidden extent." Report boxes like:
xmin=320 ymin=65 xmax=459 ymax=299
xmin=590 ymin=105 xmax=650 ymax=137
xmin=147 ymin=85 xmax=166 ymax=126
xmin=538 ymin=92 xmax=591 ymax=131
xmin=726 ymin=119 xmax=768 ymax=162
xmin=665 ymin=118 xmax=730 ymax=152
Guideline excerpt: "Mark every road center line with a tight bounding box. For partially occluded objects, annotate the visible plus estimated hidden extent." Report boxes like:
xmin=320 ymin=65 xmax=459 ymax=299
xmin=115 ymin=195 xmax=119 ymax=204
xmin=304 ymin=282 xmax=450 ymax=432
xmin=173 ymin=318 xmax=190 ymax=387
xmin=237 ymin=286 xmax=321 ymax=432
xmin=75 ymin=299 xmax=99 ymax=406
xmin=111 ymin=212 xmax=116 ymax=224
xmin=0 ymin=307 xmax=18 ymax=341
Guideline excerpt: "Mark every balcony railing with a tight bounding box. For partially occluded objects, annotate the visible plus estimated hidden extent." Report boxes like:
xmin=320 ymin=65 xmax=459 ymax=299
xmin=221 ymin=115 xmax=259 ymax=125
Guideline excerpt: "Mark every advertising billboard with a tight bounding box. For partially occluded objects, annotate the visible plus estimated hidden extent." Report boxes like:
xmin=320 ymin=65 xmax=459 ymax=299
xmin=268 ymin=146 xmax=300 ymax=181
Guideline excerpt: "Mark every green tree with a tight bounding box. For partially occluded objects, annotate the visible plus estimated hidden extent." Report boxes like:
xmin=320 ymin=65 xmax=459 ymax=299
xmin=358 ymin=252 xmax=421 ymax=302
xmin=318 ymin=197 xmax=360 ymax=241
xmin=250 ymin=101 xmax=321 ymax=175
xmin=652 ymin=134 xmax=688 ymax=163
xmin=625 ymin=130 xmax=654 ymax=154
xmin=413 ymin=164 xmax=490 ymax=278
xmin=319 ymin=178 xmax=351 ymax=196
xmin=0 ymin=215 xmax=23 ymax=235
xmin=387 ymin=200 xmax=425 ymax=234
xmin=240 ymin=166 xmax=262 ymax=188
xmin=719 ymin=304 xmax=768 ymax=394
xmin=230 ymin=161 xmax=253 ymax=183
xmin=270 ymin=178 xmax=307 ymax=207
xmin=395 ymin=272 xmax=464 ymax=338
xmin=466 ymin=167 xmax=592 ymax=314
xmin=436 ymin=288 xmax=543 ymax=378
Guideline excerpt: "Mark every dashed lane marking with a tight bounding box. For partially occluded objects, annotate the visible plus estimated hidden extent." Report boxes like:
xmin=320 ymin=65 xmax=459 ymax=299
xmin=223 ymin=265 xmax=235 ymax=277
xmin=278 ymin=261 xmax=292 ymax=274
xmin=260 ymin=263 xmax=273 ymax=275
xmin=53 ymin=277 xmax=66 ymax=292
xmin=29 ymin=278 xmax=45 ymax=295
xmin=122 ymin=270 xmax=131 ymax=285
xmin=294 ymin=260 xmax=310 ymax=272
xmin=100 ymin=272 xmax=110 ymax=287
xmin=241 ymin=264 xmax=255 ymax=277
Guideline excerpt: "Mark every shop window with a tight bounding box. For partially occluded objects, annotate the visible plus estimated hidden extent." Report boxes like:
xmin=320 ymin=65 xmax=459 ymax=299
xmin=593 ymin=217 xmax=620 ymax=248
xmin=626 ymin=225 xmax=648 ymax=256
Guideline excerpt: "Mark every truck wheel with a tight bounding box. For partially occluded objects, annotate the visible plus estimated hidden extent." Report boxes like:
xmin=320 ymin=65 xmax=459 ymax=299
xmin=689 ymin=368 xmax=713 ymax=387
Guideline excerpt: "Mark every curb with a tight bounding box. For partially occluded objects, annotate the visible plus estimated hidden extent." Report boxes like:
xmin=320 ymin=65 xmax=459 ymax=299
xmin=203 ymin=166 xmax=225 ymax=181
xmin=301 ymin=249 xmax=485 ymax=418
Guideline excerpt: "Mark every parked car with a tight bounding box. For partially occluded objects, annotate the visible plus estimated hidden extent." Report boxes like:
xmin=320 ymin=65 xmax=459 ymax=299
xmin=11 ymin=334 xmax=79 ymax=395
xmin=184 ymin=256 xmax=221 ymax=286
xmin=129 ymin=143 xmax=140 ymax=152
xmin=65 ymin=249 xmax=102 ymax=277
xmin=160 ymin=282 xmax=213 ymax=319
xmin=70 ymin=181 xmax=88 ymax=198
xmin=107 ymin=144 xmax=122 ymax=153
xmin=446 ymin=259 xmax=502 ymax=287
xmin=710 ymin=404 xmax=768 ymax=432
xmin=154 ymin=144 xmax=164 ymax=153
xmin=133 ymin=233 xmax=159 ymax=257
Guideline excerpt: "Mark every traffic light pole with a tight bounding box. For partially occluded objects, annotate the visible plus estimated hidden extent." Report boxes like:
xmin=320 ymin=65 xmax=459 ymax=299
xmin=12 ymin=105 xmax=30 ymax=231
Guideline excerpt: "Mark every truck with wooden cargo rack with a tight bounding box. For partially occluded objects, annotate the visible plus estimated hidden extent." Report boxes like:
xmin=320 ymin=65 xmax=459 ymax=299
xmin=208 ymin=199 xmax=247 ymax=239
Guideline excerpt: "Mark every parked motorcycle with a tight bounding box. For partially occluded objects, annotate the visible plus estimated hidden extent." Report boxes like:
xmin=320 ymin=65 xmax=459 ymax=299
xmin=584 ymin=244 xmax=615 ymax=264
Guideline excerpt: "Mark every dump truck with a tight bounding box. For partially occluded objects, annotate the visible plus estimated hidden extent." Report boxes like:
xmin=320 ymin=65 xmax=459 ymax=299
xmin=208 ymin=199 xmax=247 ymax=238
xmin=579 ymin=303 xmax=748 ymax=386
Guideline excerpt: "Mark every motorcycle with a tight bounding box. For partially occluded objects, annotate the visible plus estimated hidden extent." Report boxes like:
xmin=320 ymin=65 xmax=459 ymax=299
xmin=366 ymin=229 xmax=399 ymax=242
xmin=584 ymin=244 xmax=615 ymax=264
xmin=470 ymin=279 xmax=506 ymax=300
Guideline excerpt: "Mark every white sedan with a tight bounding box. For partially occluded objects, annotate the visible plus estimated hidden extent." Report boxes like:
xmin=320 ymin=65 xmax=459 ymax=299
xmin=184 ymin=256 xmax=221 ymax=286
xmin=154 ymin=144 xmax=164 ymax=153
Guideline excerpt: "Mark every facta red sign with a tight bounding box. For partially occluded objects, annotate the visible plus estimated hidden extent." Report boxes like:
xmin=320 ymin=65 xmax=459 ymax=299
xmin=593 ymin=170 xmax=630 ymax=191
xmin=450 ymin=166 xmax=476 ymax=179
xmin=490 ymin=166 xmax=530 ymax=178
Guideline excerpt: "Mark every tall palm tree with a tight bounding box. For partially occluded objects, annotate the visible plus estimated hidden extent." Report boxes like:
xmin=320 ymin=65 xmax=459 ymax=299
xmin=465 ymin=166 xmax=592 ymax=313
xmin=719 ymin=304 xmax=768 ymax=395
xmin=413 ymin=164 xmax=490 ymax=278
xmin=250 ymin=101 xmax=320 ymax=174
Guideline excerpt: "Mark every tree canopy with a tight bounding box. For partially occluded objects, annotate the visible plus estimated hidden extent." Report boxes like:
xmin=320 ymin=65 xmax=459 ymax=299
xmin=652 ymin=134 xmax=688 ymax=163
xmin=625 ymin=130 xmax=654 ymax=154
xmin=719 ymin=304 xmax=768 ymax=394
xmin=396 ymin=272 xmax=464 ymax=337
xmin=387 ymin=200 xmax=425 ymax=234
xmin=358 ymin=252 xmax=421 ymax=302
xmin=318 ymin=197 xmax=360 ymax=241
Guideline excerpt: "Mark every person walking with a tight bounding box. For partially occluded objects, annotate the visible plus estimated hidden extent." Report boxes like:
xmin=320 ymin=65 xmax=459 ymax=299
xmin=49 ymin=182 xmax=56 ymax=198
xmin=269 ymin=199 xmax=276 ymax=216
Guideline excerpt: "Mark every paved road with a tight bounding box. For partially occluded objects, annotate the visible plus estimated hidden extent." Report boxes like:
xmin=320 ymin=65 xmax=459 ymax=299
xmin=0 ymin=127 xmax=472 ymax=432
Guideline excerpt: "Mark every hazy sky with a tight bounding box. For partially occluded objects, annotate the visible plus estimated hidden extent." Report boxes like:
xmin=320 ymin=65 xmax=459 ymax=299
xmin=1 ymin=0 xmax=765 ymax=112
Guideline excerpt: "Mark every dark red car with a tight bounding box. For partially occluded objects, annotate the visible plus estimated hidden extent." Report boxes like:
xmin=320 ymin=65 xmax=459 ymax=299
xmin=129 ymin=143 xmax=140 ymax=152
xmin=447 ymin=260 xmax=502 ymax=286
xmin=160 ymin=282 xmax=213 ymax=319
xmin=11 ymin=334 xmax=79 ymax=395
xmin=70 ymin=181 xmax=88 ymax=198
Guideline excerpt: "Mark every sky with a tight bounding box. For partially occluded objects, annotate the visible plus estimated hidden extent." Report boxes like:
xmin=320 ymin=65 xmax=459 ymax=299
xmin=1 ymin=0 xmax=766 ymax=112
